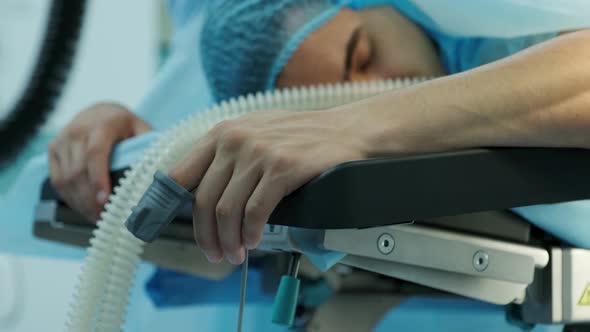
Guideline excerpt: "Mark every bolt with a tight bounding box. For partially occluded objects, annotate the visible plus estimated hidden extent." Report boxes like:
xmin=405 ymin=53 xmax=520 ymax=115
xmin=473 ymin=250 xmax=489 ymax=272
xmin=377 ymin=233 xmax=395 ymax=255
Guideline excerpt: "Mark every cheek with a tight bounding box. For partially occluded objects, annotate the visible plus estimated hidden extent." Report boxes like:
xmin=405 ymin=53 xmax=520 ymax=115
xmin=277 ymin=54 xmax=345 ymax=88
xmin=371 ymin=33 xmax=444 ymax=77
xmin=374 ymin=45 xmax=437 ymax=79
xmin=371 ymin=38 xmax=415 ymax=78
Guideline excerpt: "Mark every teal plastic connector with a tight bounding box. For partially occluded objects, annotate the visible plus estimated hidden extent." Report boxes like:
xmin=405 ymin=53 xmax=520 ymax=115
xmin=272 ymin=276 xmax=301 ymax=326
xmin=272 ymin=253 xmax=301 ymax=326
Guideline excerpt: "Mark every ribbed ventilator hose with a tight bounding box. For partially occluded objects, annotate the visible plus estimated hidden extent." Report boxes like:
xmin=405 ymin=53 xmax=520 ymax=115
xmin=64 ymin=78 xmax=427 ymax=331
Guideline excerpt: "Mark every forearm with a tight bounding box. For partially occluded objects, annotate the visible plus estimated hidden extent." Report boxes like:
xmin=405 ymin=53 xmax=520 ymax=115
xmin=348 ymin=29 xmax=590 ymax=156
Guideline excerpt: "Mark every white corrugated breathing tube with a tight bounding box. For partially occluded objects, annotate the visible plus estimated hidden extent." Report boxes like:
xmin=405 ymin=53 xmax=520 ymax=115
xmin=64 ymin=78 xmax=427 ymax=331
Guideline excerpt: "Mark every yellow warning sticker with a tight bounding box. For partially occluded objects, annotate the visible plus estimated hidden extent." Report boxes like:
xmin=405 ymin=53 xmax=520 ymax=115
xmin=578 ymin=283 xmax=590 ymax=306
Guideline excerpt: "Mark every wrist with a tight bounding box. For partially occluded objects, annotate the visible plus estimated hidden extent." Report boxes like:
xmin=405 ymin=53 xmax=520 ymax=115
xmin=332 ymin=96 xmax=411 ymax=158
xmin=337 ymin=88 xmax=441 ymax=158
xmin=339 ymin=77 xmax=491 ymax=158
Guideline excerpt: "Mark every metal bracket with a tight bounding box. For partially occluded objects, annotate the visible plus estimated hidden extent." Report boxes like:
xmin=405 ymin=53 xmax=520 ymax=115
xmin=323 ymin=224 xmax=549 ymax=304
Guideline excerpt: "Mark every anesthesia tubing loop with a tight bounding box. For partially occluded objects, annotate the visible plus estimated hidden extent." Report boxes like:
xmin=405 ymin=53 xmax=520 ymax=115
xmin=64 ymin=77 xmax=429 ymax=331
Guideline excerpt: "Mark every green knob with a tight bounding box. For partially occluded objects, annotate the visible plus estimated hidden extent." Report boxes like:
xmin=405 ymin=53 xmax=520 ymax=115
xmin=272 ymin=275 xmax=301 ymax=326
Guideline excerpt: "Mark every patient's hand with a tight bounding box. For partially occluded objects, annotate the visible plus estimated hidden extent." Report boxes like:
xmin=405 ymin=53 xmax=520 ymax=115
xmin=168 ymin=109 xmax=369 ymax=265
xmin=48 ymin=102 xmax=151 ymax=222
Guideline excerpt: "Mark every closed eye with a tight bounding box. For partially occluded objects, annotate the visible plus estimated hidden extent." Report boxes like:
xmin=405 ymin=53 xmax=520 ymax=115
xmin=343 ymin=27 xmax=362 ymax=81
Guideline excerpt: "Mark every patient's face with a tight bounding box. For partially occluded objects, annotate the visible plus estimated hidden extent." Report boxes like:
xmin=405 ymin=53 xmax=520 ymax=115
xmin=275 ymin=6 xmax=446 ymax=88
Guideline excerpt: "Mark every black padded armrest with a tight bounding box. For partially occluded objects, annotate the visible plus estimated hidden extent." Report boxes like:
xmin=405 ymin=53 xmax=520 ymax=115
xmin=270 ymin=148 xmax=590 ymax=229
xmin=40 ymin=148 xmax=590 ymax=230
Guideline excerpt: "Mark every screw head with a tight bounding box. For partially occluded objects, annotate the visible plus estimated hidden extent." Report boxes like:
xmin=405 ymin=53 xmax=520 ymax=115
xmin=377 ymin=233 xmax=395 ymax=255
xmin=473 ymin=250 xmax=489 ymax=272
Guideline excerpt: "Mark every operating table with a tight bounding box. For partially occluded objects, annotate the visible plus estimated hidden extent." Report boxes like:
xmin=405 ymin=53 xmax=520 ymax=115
xmin=34 ymin=147 xmax=590 ymax=330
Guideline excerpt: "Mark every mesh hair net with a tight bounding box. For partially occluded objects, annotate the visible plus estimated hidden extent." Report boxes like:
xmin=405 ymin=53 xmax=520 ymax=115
xmin=200 ymin=0 xmax=348 ymax=102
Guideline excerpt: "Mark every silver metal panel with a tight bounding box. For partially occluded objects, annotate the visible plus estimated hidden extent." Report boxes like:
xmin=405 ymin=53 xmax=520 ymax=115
xmin=341 ymin=255 xmax=527 ymax=304
xmin=324 ymin=224 xmax=548 ymax=284
xmin=563 ymin=248 xmax=590 ymax=322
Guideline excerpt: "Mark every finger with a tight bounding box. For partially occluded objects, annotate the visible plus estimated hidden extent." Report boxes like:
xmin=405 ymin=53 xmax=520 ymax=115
xmin=193 ymin=154 xmax=233 ymax=263
xmin=69 ymin=141 xmax=101 ymax=221
xmin=48 ymin=141 xmax=64 ymax=191
xmin=242 ymin=173 xmax=289 ymax=250
xmin=60 ymin=141 xmax=96 ymax=218
xmin=53 ymin=140 xmax=88 ymax=215
xmin=86 ymin=130 xmax=114 ymax=207
xmin=69 ymin=140 xmax=87 ymax=181
xmin=70 ymin=172 xmax=100 ymax=222
xmin=169 ymin=135 xmax=216 ymax=190
xmin=215 ymin=162 xmax=261 ymax=264
xmin=54 ymin=139 xmax=74 ymax=183
xmin=192 ymin=194 xmax=222 ymax=264
xmin=49 ymin=138 xmax=71 ymax=196
xmin=132 ymin=117 xmax=152 ymax=135
xmin=49 ymin=144 xmax=79 ymax=212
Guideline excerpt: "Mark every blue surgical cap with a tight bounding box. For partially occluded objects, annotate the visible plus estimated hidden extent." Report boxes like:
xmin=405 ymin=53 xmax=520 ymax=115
xmin=200 ymin=0 xmax=349 ymax=102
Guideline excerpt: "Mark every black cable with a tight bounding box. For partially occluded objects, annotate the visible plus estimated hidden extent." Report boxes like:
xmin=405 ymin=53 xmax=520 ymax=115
xmin=0 ymin=0 xmax=87 ymax=169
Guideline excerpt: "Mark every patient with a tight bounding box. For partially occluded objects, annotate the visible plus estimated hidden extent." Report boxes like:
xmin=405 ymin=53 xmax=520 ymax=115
xmin=49 ymin=0 xmax=447 ymax=222
xmin=49 ymin=0 xmax=590 ymax=266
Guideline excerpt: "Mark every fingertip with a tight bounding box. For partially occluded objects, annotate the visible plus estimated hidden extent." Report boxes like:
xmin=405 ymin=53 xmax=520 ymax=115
xmin=134 ymin=120 xmax=152 ymax=135
xmin=94 ymin=202 xmax=107 ymax=222
xmin=85 ymin=209 xmax=101 ymax=224
xmin=96 ymin=190 xmax=108 ymax=204
xmin=226 ymin=247 xmax=245 ymax=265
xmin=242 ymin=223 xmax=263 ymax=250
xmin=244 ymin=236 xmax=260 ymax=250
xmin=204 ymin=250 xmax=223 ymax=264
